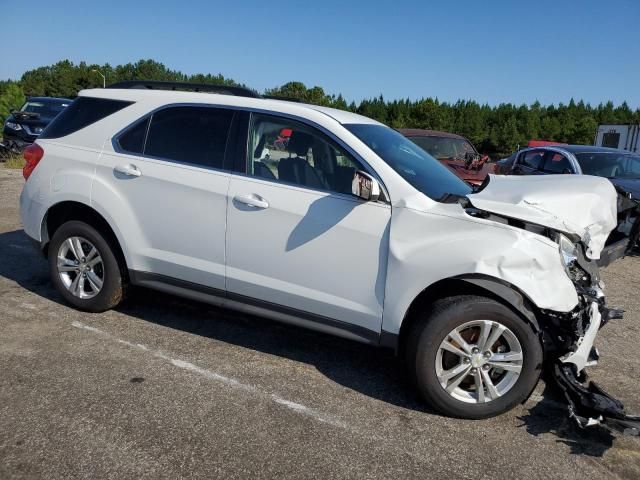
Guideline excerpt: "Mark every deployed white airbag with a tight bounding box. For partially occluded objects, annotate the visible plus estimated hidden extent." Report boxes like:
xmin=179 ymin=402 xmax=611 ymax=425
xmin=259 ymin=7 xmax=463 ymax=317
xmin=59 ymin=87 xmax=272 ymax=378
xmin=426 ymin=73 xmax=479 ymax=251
xmin=468 ymin=175 xmax=618 ymax=259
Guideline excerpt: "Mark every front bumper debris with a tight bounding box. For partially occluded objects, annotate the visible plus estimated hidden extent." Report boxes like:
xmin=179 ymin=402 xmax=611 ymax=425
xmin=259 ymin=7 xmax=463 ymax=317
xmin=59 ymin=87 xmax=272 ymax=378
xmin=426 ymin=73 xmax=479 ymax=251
xmin=549 ymin=296 xmax=639 ymax=436
xmin=554 ymin=362 xmax=640 ymax=436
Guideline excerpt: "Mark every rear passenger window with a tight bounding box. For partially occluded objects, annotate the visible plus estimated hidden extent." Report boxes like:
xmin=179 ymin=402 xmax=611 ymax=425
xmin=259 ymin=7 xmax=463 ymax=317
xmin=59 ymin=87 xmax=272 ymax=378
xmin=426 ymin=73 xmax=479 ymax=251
xmin=40 ymin=97 xmax=132 ymax=139
xmin=144 ymin=106 xmax=233 ymax=169
xmin=117 ymin=117 xmax=149 ymax=154
xmin=520 ymin=150 xmax=545 ymax=170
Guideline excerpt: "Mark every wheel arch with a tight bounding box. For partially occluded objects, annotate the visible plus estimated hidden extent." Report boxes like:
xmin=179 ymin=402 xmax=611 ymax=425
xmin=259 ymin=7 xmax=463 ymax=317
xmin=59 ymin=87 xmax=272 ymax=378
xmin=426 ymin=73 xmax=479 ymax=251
xmin=41 ymin=201 xmax=128 ymax=273
xmin=388 ymin=274 xmax=541 ymax=355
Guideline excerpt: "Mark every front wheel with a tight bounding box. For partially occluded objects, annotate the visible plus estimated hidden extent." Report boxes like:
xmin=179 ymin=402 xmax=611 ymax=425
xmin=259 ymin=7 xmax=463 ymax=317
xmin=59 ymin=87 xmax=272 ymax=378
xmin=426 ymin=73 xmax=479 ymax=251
xmin=48 ymin=221 xmax=126 ymax=312
xmin=406 ymin=295 xmax=543 ymax=419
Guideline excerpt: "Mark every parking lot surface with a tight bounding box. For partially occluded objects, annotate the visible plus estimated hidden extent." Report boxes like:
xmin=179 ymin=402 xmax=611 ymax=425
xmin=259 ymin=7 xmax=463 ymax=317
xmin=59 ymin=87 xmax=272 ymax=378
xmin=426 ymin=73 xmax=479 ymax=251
xmin=1 ymin=168 xmax=639 ymax=479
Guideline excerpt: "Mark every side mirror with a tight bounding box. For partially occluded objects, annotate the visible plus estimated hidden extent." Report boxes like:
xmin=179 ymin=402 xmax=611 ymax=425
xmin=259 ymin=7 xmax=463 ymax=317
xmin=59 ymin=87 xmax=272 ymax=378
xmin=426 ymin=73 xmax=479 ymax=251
xmin=352 ymin=170 xmax=380 ymax=202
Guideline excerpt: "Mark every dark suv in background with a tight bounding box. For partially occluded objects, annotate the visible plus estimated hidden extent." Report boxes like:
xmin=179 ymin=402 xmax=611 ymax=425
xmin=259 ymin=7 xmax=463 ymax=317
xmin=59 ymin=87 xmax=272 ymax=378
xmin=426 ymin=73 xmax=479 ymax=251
xmin=2 ymin=97 xmax=71 ymax=151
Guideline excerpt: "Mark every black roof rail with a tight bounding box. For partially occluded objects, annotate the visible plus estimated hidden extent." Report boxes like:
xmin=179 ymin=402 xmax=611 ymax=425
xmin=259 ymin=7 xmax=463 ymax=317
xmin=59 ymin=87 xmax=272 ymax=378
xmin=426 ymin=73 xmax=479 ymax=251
xmin=262 ymin=95 xmax=304 ymax=103
xmin=107 ymin=80 xmax=262 ymax=98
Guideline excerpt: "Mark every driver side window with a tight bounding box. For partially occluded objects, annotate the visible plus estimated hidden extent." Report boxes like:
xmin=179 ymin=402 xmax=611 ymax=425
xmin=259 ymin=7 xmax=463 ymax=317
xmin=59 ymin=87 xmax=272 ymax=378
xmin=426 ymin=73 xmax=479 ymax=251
xmin=247 ymin=113 xmax=365 ymax=195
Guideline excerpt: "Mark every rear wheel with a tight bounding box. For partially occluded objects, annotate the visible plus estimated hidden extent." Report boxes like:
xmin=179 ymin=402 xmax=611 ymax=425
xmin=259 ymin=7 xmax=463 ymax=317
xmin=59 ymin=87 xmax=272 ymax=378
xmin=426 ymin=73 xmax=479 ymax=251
xmin=406 ymin=295 xmax=542 ymax=419
xmin=49 ymin=221 xmax=126 ymax=312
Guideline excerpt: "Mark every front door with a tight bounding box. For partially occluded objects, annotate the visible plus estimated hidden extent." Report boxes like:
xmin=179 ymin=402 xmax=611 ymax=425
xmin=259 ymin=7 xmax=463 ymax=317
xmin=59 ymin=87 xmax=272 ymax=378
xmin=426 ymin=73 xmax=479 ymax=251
xmin=225 ymin=113 xmax=391 ymax=336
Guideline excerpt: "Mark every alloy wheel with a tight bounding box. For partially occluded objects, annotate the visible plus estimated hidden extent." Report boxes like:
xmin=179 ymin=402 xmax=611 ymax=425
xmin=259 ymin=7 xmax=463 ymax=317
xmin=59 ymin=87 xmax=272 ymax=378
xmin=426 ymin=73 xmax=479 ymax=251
xmin=435 ymin=320 xmax=523 ymax=404
xmin=56 ymin=236 xmax=104 ymax=299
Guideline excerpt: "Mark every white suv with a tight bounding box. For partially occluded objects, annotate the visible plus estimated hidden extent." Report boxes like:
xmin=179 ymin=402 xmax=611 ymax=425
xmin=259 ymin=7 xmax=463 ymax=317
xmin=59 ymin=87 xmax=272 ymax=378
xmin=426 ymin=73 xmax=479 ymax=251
xmin=19 ymin=81 xmax=636 ymax=430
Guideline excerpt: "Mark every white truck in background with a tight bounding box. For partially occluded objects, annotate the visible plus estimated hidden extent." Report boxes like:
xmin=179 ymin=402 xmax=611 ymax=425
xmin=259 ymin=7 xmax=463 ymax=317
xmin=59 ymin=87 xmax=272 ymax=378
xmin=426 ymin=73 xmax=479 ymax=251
xmin=595 ymin=124 xmax=640 ymax=152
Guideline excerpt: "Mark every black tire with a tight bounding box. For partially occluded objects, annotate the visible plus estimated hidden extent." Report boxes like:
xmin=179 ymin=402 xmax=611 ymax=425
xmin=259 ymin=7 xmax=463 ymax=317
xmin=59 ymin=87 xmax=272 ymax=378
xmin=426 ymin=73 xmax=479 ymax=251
xmin=48 ymin=220 xmax=127 ymax=312
xmin=405 ymin=295 xmax=543 ymax=419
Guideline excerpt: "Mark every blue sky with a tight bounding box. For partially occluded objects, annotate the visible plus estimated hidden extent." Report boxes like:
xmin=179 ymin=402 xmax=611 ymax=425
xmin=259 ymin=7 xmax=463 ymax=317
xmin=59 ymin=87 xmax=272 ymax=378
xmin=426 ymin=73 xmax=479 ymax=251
xmin=3 ymin=0 xmax=639 ymax=106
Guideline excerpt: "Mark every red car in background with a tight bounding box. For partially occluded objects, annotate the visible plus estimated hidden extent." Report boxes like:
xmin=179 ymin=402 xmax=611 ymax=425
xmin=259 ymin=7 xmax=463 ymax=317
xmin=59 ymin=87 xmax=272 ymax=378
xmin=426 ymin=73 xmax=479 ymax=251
xmin=399 ymin=129 xmax=496 ymax=186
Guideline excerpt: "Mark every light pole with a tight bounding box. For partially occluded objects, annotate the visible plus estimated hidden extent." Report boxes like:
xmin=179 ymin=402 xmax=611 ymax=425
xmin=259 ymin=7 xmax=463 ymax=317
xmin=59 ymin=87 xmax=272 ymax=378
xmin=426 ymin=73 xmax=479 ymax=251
xmin=92 ymin=69 xmax=106 ymax=88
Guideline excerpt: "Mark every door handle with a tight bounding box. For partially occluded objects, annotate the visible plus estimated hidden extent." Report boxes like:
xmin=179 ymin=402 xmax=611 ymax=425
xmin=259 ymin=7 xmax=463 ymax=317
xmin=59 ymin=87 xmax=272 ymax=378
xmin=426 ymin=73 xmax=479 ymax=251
xmin=114 ymin=164 xmax=142 ymax=177
xmin=233 ymin=194 xmax=269 ymax=209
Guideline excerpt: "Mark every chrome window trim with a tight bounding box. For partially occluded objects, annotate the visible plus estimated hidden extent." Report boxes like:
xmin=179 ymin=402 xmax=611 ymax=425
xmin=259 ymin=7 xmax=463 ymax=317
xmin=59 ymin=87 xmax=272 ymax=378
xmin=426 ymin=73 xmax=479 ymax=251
xmin=111 ymin=102 xmax=391 ymax=203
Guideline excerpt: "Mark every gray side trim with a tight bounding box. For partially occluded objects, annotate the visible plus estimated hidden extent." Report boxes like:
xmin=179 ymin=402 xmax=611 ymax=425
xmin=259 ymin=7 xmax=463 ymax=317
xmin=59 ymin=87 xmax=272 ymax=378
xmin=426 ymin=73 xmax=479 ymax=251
xmin=129 ymin=270 xmax=380 ymax=345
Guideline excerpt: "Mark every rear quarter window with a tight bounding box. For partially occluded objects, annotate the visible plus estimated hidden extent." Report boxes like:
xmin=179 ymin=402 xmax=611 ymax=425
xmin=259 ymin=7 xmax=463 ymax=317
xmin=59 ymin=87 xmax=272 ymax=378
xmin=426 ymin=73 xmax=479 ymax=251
xmin=40 ymin=97 xmax=132 ymax=139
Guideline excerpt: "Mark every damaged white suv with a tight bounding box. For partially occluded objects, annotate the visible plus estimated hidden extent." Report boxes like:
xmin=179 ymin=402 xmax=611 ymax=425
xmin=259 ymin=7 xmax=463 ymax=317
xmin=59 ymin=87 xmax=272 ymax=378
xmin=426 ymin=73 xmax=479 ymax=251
xmin=19 ymin=81 xmax=638 ymax=432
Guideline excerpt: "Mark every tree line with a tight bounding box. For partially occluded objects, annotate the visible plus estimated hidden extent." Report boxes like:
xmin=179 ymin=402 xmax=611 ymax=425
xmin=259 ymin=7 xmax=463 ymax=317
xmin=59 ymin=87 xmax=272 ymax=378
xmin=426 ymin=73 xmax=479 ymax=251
xmin=2 ymin=59 xmax=638 ymax=156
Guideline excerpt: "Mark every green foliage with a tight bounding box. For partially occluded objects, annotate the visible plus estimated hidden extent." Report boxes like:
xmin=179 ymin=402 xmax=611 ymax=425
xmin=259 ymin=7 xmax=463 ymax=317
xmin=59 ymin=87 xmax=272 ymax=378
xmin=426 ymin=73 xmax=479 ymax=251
xmin=0 ymin=82 xmax=26 ymax=125
xmin=0 ymin=153 xmax=25 ymax=169
xmin=19 ymin=59 xmax=243 ymax=99
xmin=4 ymin=59 xmax=639 ymax=156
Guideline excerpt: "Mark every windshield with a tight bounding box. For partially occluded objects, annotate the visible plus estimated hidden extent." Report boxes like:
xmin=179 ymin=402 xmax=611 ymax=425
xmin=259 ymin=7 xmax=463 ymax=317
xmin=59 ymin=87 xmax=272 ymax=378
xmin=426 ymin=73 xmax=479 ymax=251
xmin=575 ymin=152 xmax=640 ymax=179
xmin=408 ymin=135 xmax=476 ymax=160
xmin=345 ymin=124 xmax=473 ymax=201
xmin=20 ymin=100 xmax=70 ymax=118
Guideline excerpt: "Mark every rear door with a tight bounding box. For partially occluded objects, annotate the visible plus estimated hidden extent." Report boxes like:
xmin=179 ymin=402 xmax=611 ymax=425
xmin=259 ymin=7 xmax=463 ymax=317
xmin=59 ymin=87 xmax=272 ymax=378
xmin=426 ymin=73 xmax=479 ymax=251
xmin=93 ymin=105 xmax=236 ymax=291
xmin=224 ymin=113 xmax=391 ymax=338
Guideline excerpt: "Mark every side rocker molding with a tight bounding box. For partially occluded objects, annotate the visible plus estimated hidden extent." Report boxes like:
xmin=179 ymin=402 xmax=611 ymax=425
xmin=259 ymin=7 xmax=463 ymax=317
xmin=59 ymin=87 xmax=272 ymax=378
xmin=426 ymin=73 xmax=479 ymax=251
xmin=129 ymin=270 xmax=381 ymax=345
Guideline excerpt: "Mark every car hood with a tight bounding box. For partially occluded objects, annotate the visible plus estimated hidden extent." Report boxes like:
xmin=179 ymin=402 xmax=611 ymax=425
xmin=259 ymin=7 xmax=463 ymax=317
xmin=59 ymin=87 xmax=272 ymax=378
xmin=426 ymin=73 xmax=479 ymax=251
xmin=609 ymin=177 xmax=640 ymax=201
xmin=467 ymin=174 xmax=618 ymax=259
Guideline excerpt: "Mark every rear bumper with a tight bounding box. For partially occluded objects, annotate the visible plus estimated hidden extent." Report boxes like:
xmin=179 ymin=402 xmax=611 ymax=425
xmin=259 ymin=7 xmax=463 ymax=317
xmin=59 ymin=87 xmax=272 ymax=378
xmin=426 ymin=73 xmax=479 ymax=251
xmin=19 ymin=185 xmax=45 ymax=244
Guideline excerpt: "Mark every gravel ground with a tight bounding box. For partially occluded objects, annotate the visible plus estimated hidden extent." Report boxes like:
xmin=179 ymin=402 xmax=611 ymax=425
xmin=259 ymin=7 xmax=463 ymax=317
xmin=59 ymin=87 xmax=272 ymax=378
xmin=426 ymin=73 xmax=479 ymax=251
xmin=1 ymin=168 xmax=639 ymax=479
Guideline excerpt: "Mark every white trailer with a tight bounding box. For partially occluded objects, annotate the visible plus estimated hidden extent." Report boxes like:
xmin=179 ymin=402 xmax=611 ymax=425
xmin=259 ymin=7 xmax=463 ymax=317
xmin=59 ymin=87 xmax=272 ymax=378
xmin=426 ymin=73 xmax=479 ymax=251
xmin=594 ymin=124 xmax=640 ymax=152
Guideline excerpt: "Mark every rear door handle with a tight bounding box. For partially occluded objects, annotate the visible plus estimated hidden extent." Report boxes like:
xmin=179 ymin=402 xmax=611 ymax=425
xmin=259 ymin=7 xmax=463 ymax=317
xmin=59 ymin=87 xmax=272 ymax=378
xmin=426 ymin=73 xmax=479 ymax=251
xmin=114 ymin=164 xmax=142 ymax=177
xmin=233 ymin=194 xmax=269 ymax=209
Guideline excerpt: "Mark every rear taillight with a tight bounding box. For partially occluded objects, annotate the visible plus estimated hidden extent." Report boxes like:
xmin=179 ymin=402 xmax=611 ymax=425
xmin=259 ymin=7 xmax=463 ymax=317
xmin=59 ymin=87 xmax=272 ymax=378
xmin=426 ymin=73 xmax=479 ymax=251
xmin=23 ymin=143 xmax=44 ymax=180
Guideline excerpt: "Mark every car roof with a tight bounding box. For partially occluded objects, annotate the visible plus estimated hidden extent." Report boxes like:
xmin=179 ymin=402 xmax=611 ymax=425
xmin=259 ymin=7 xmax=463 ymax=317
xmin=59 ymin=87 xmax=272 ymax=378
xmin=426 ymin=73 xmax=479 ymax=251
xmin=27 ymin=96 xmax=72 ymax=103
xmin=77 ymin=88 xmax=380 ymax=126
xmin=532 ymin=144 xmax=627 ymax=154
xmin=397 ymin=128 xmax=467 ymax=140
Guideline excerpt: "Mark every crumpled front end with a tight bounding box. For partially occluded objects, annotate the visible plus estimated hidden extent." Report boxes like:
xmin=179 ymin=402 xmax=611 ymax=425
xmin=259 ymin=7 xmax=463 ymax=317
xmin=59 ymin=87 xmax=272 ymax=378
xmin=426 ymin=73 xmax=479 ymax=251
xmin=468 ymin=174 xmax=618 ymax=260
xmin=463 ymin=175 xmax=638 ymax=435
xmin=540 ymin=244 xmax=640 ymax=436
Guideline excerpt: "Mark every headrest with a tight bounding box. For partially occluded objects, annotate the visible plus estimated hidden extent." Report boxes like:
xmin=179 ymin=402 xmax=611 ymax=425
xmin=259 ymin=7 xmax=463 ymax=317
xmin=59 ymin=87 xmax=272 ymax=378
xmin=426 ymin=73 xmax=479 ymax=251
xmin=288 ymin=131 xmax=313 ymax=156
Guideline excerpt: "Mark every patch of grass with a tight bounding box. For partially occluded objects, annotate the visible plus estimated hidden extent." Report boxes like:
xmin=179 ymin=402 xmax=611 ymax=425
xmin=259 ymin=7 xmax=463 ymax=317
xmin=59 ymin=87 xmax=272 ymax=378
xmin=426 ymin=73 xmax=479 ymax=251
xmin=0 ymin=153 xmax=24 ymax=169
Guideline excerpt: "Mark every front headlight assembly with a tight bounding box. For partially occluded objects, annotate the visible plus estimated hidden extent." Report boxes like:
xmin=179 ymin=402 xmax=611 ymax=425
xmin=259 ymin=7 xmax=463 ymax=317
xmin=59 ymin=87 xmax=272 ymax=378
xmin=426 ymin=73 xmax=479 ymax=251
xmin=557 ymin=233 xmax=578 ymax=269
xmin=5 ymin=121 xmax=22 ymax=131
xmin=556 ymin=232 xmax=592 ymax=284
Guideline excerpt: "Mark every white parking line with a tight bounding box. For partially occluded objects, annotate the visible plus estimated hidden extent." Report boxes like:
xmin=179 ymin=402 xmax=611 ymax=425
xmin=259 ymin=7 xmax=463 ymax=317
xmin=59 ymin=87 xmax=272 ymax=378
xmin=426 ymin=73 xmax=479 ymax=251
xmin=70 ymin=320 xmax=347 ymax=429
